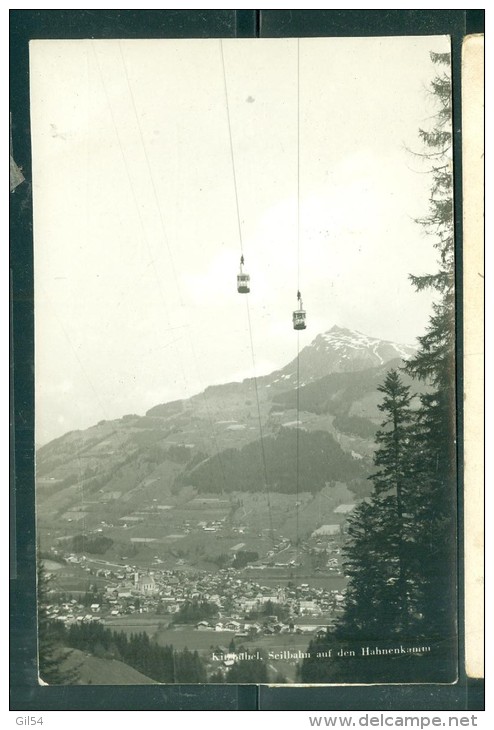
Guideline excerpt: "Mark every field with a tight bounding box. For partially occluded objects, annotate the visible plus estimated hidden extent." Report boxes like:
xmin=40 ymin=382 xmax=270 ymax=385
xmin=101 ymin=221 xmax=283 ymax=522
xmin=102 ymin=614 xmax=172 ymax=638
xmin=155 ymin=628 xmax=242 ymax=651
xmin=76 ymin=616 xmax=327 ymax=683
xmin=151 ymin=627 xmax=319 ymax=683
xmin=243 ymin=571 xmax=347 ymax=591
xmin=38 ymin=476 xmax=357 ymax=581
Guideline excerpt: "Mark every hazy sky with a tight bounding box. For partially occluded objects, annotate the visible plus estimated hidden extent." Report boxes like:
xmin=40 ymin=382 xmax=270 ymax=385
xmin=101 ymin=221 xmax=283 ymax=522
xmin=31 ymin=36 xmax=451 ymax=445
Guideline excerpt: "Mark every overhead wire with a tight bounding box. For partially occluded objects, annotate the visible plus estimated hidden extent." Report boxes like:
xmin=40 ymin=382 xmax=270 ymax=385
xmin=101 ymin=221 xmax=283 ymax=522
xmin=92 ymin=42 xmax=180 ymax=334
xmin=116 ymin=41 xmax=229 ymax=494
xmin=90 ymin=43 xmax=214 ymax=479
xmin=92 ymin=40 xmax=213 ymax=460
xmin=220 ymin=39 xmax=275 ymax=543
xmin=245 ymin=300 xmax=275 ymax=544
xmin=295 ymin=38 xmax=301 ymax=575
xmin=220 ymin=39 xmax=244 ymax=257
xmin=117 ymin=42 xmax=184 ymax=308
xmin=91 ymin=41 xmax=191 ymax=393
xmin=297 ymin=38 xmax=301 ymax=296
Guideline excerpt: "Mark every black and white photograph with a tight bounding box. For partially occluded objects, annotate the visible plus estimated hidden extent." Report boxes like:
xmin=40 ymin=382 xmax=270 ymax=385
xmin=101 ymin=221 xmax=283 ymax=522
xmin=30 ymin=35 xmax=457 ymax=686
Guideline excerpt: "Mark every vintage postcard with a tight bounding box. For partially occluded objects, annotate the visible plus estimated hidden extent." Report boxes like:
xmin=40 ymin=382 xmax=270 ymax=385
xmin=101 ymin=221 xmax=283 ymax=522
xmin=30 ymin=36 xmax=458 ymax=685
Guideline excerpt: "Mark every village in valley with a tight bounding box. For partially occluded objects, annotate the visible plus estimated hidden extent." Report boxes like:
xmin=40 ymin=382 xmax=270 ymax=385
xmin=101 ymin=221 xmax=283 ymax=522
xmin=42 ymin=509 xmax=352 ymax=681
xmin=35 ymin=325 xmax=392 ymax=683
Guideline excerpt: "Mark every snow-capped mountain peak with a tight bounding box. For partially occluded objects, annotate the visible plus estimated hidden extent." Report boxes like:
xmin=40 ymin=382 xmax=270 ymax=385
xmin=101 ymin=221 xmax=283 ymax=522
xmin=272 ymin=325 xmax=416 ymax=387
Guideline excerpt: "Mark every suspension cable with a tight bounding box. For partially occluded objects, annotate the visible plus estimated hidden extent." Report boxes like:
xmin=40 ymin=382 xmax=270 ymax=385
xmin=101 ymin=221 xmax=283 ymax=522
xmin=295 ymin=39 xmax=301 ymax=573
xmin=296 ymin=332 xmax=300 ymax=568
xmin=297 ymin=38 xmax=301 ymax=294
xmin=220 ymin=40 xmax=244 ymax=256
xmin=245 ymin=299 xmax=275 ymax=544
xmin=116 ymin=42 xmax=229 ymax=492
xmin=220 ymin=40 xmax=274 ymax=538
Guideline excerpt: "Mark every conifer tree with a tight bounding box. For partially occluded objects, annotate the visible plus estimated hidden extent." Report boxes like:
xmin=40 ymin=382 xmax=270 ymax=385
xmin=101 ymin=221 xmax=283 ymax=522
xmin=300 ymin=371 xmax=416 ymax=683
xmin=372 ymin=370 xmax=416 ymax=631
xmin=300 ymin=51 xmax=456 ymax=684
xmin=403 ymin=51 xmax=456 ymax=657
xmin=37 ymin=557 xmax=79 ymax=684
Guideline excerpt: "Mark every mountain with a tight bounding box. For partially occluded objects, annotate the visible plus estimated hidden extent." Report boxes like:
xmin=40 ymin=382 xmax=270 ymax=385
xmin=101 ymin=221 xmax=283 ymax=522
xmin=262 ymin=325 xmax=417 ymax=392
xmin=36 ymin=326 xmax=417 ymax=559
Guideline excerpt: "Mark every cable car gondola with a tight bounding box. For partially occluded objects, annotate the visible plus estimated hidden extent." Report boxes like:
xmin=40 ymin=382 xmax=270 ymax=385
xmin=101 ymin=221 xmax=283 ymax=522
xmin=237 ymin=255 xmax=250 ymax=293
xmin=293 ymin=290 xmax=306 ymax=330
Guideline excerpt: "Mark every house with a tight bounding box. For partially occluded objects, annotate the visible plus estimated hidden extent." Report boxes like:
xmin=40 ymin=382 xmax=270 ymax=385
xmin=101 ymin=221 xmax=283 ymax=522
xmin=196 ymin=621 xmax=211 ymax=631
xmin=224 ymin=620 xmax=241 ymax=632
xmin=311 ymin=524 xmax=340 ymax=537
xmin=239 ymin=598 xmax=258 ymax=612
xmin=257 ymin=594 xmax=282 ymax=605
xmin=215 ymin=645 xmax=231 ymax=655
xmin=118 ymin=590 xmax=133 ymax=598
xmin=333 ymin=503 xmax=356 ymax=514
xmin=243 ymin=623 xmax=261 ymax=635
xmin=90 ymin=603 xmax=100 ymax=613
xmin=299 ymin=600 xmax=321 ymax=615
xmin=316 ymin=626 xmax=333 ymax=638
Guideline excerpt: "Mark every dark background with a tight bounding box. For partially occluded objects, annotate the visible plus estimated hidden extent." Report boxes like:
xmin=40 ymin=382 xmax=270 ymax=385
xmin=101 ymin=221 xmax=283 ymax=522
xmin=10 ymin=9 xmax=484 ymax=712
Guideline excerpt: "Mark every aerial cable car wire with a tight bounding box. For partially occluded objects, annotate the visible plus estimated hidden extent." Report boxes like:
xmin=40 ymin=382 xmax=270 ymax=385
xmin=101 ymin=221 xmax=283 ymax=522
xmin=220 ymin=40 xmax=275 ymax=541
xmin=118 ymin=43 xmax=185 ymax=309
xmin=295 ymin=39 xmax=302 ymax=577
xmin=292 ymin=38 xmax=306 ymax=333
xmin=92 ymin=42 xmax=198 ymax=431
xmin=244 ymin=301 xmax=276 ymax=544
xmin=115 ymin=42 xmax=231 ymax=493
xmin=219 ymin=40 xmax=251 ymax=294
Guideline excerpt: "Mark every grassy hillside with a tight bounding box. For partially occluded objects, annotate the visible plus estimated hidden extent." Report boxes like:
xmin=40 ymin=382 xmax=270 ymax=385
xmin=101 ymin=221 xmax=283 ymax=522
xmin=271 ymin=358 xmax=412 ymax=418
xmin=58 ymin=648 xmax=156 ymax=685
xmin=179 ymin=429 xmax=365 ymax=494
